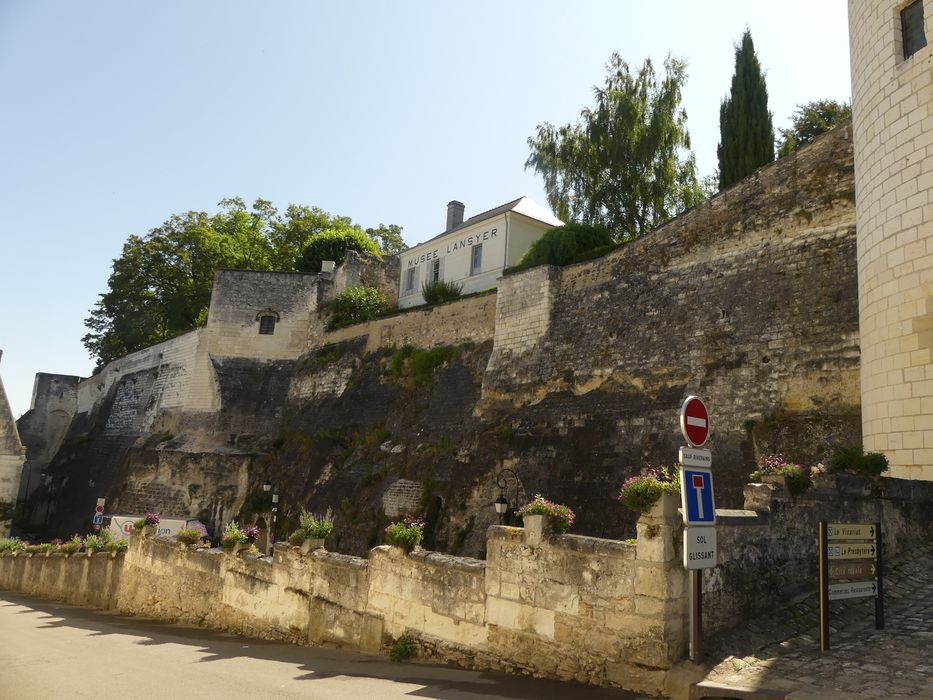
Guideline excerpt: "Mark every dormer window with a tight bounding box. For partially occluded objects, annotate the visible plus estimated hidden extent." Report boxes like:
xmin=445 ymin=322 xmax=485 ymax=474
xmin=256 ymin=309 xmax=280 ymax=335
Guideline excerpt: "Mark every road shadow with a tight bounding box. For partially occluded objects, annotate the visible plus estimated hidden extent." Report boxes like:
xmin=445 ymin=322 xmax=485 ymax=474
xmin=0 ymin=590 xmax=640 ymax=700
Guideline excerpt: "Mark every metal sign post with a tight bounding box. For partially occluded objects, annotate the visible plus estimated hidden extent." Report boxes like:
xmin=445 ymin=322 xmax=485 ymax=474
xmin=678 ymin=396 xmax=714 ymax=663
xmin=819 ymin=521 xmax=884 ymax=653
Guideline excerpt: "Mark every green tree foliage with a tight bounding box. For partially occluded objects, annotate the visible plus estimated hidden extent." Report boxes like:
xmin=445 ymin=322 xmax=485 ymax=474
xmin=328 ymin=285 xmax=388 ymax=329
xmin=297 ymin=227 xmax=382 ymax=272
xmin=777 ymin=100 xmax=852 ymax=157
xmin=514 ymin=223 xmax=615 ymax=270
xmin=717 ymin=30 xmax=775 ymax=190
xmin=84 ymin=199 xmax=403 ymax=369
xmin=366 ymin=224 xmax=408 ymax=255
xmin=526 ymin=54 xmax=703 ymax=242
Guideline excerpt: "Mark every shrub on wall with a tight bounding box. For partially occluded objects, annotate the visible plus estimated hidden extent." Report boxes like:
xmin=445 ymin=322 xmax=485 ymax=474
xmin=384 ymin=515 xmax=424 ymax=551
xmin=328 ymin=285 xmax=388 ymax=329
xmin=297 ymin=228 xmax=382 ymax=273
xmin=421 ymin=279 xmax=463 ymax=305
xmin=828 ymin=444 xmax=889 ymax=477
xmin=387 ymin=345 xmax=457 ymax=386
xmin=508 ymin=223 xmax=615 ymax=274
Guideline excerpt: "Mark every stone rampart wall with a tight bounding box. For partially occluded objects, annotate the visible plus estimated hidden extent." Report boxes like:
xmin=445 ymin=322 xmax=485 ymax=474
xmin=322 ymin=291 xmax=497 ymax=353
xmin=0 ymin=508 xmax=685 ymax=697
xmin=3 ymin=478 xmax=932 ymax=695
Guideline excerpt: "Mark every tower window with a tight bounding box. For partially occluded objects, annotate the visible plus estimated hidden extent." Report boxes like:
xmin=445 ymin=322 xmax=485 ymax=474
xmin=902 ymin=0 xmax=927 ymax=60
xmin=258 ymin=315 xmax=276 ymax=335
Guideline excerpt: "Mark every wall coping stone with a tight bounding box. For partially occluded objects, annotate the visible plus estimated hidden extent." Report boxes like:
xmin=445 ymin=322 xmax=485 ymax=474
xmin=715 ymin=509 xmax=767 ymax=526
xmin=409 ymin=549 xmax=486 ymax=572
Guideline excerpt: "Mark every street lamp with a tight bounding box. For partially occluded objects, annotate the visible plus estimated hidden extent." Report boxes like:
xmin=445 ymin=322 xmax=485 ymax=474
xmin=262 ymin=481 xmax=278 ymax=554
xmin=494 ymin=468 xmax=519 ymax=524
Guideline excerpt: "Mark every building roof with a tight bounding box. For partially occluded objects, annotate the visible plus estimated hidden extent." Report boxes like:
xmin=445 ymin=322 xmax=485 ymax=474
xmin=414 ymin=196 xmax=563 ymax=248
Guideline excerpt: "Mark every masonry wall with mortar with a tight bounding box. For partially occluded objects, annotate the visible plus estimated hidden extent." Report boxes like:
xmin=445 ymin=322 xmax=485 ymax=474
xmin=849 ymin=0 xmax=933 ymax=480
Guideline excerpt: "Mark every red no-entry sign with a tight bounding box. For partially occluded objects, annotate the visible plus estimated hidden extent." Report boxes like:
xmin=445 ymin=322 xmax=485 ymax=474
xmin=680 ymin=396 xmax=710 ymax=447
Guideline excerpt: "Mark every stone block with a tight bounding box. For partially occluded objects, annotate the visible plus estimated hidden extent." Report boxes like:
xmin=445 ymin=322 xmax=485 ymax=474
xmin=634 ymin=563 xmax=686 ymax=601
xmin=604 ymin=661 xmax=667 ymax=697
xmin=485 ymin=596 xmax=555 ymax=638
xmin=636 ymin=522 xmax=676 ymax=563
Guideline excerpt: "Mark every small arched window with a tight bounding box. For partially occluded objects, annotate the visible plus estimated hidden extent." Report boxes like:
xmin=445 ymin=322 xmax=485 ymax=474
xmin=256 ymin=309 xmax=280 ymax=335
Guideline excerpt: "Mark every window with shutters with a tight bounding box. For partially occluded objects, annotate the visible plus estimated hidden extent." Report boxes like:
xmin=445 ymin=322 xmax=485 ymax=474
xmin=902 ymin=0 xmax=927 ymax=60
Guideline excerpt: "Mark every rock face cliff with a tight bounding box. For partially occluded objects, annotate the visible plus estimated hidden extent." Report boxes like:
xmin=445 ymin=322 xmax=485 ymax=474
xmin=22 ymin=125 xmax=861 ymax=556
xmin=0 ymin=351 xmax=26 ymax=535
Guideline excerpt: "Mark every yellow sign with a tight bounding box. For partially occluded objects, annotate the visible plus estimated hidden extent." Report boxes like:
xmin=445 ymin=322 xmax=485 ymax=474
xmin=827 ymin=542 xmax=877 ymax=560
xmin=827 ymin=523 xmax=876 ymax=540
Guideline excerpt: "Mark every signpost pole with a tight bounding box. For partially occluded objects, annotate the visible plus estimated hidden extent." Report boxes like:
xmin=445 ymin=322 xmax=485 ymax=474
xmin=875 ymin=521 xmax=884 ymax=630
xmin=819 ymin=521 xmax=829 ymax=653
xmin=690 ymin=570 xmax=702 ymax=662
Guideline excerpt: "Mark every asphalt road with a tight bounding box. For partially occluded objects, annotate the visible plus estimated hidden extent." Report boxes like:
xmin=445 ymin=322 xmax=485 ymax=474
xmin=0 ymin=592 xmax=644 ymax=700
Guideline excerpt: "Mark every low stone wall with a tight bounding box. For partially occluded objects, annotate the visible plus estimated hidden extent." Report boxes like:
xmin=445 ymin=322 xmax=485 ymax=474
xmin=0 ymin=550 xmax=124 ymax=609
xmin=322 ymin=291 xmax=497 ymax=353
xmin=0 ymin=505 xmax=685 ymax=697
xmin=6 ymin=478 xmax=928 ymax=695
xmin=707 ymin=474 xmax=933 ymax=633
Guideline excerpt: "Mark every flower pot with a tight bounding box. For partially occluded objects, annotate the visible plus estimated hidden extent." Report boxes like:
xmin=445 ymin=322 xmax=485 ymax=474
xmin=223 ymin=541 xmax=244 ymax=556
xmin=523 ymin=513 xmax=549 ymax=547
xmin=300 ymin=538 xmax=325 ymax=555
xmin=644 ymin=492 xmax=680 ymax=520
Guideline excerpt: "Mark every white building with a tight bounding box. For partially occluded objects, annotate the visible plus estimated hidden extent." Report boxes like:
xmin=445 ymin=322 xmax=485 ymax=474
xmin=398 ymin=197 xmax=563 ymax=308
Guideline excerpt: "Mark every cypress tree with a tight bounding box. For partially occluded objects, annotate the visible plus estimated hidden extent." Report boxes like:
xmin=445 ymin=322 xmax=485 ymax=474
xmin=717 ymin=29 xmax=774 ymax=190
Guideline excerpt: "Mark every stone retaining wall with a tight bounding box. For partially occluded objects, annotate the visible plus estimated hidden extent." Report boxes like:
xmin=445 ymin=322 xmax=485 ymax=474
xmin=2 ymin=476 xmax=932 ymax=695
xmin=0 ymin=505 xmax=685 ymax=697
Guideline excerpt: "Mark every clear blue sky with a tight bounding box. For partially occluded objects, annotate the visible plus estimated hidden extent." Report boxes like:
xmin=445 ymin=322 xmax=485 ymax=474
xmin=0 ymin=1 xmax=851 ymax=418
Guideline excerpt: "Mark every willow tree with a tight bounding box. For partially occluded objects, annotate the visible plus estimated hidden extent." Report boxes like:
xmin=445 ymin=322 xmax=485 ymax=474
xmin=526 ymin=53 xmax=703 ymax=243
xmin=717 ymin=30 xmax=774 ymax=190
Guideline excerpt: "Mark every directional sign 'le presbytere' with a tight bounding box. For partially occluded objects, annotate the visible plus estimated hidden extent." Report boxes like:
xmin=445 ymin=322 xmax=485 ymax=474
xmin=679 ymin=396 xmax=710 ymax=447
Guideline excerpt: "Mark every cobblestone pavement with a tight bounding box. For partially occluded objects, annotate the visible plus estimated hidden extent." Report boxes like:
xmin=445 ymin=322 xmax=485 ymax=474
xmin=700 ymin=542 xmax=933 ymax=699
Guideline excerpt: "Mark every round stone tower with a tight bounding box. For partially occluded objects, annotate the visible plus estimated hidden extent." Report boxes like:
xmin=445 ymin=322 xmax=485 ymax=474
xmin=849 ymin=0 xmax=933 ymax=479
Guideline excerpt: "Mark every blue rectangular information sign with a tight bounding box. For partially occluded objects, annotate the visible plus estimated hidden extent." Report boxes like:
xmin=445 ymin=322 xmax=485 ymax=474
xmin=679 ymin=466 xmax=716 ymax=525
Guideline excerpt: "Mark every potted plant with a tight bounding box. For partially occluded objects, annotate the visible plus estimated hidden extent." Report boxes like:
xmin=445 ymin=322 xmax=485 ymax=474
xmin=751 ymin=454 xmax=812 ymax=497
xmin=106 ymin=539 xmax=128 ymax=557
xmin=133 ymin=512 xmax=161 ymax=537
xmin=618 ymin=466 xmax=681 ymax=517
xmin=60 ymin=535 xmax=83 ymax=556
xmin=289 ymin=508 xmax=334 ymax=554
xmin=176 ymin=528 xmax=201 ymax=549
xmin=221 ymin=522 xmax=250 ymax=555
xmin=84 ymin=533 xmax=107 ymax=556
xmin=384 ymin=515 xmax=424 ymax=552
xmin=517 ymin=495 xmax=575 ymax=546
